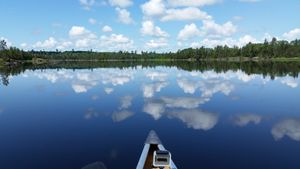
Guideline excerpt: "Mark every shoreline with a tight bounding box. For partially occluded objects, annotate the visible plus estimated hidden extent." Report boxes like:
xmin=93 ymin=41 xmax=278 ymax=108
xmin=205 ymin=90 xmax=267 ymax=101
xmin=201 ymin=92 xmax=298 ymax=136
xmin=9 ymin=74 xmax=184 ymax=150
xmin=1 ymin=57 xmax=300 ymax=67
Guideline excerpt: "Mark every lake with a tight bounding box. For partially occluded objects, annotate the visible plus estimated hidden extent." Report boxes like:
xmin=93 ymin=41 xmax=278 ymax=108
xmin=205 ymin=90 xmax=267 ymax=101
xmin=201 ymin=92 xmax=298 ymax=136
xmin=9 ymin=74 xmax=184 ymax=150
xmin=0 ymin=61 xmax=300 ymax=169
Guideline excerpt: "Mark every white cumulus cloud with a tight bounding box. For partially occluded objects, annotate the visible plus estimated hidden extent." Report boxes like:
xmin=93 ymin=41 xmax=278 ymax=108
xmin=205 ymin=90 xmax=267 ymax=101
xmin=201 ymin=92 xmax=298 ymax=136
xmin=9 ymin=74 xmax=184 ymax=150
xmin=191 ymin=34 xmax=257 ymax=48
xmin=141 ymin=20 xmax=169 ymax=37
xmin=167 ymin=0 xmax=220 ymax=7
xmin=69 ymin=26 xmax=96 ymax=38
xmin=100 ymin=33 xmax=134 ymax=50
xmin=177 ymin=23 xmax=201 ymax=41
xmin=108 ymin=0 xmax=133 ymax=8
xmin=145 ymin=38 xmax=169 ymax=49
xmin=102 ymin=25 xmax=113 ymax=32
xmin=201 ymin=20 xmax=237 ymax=38
xmin=33 ymin=37 xmax=57 ymax=49
xmin=57 ymin=41 xmax=73 ymax=50
xmin=141 ymin=0 xmax=166 ymax=17
xmin=0 ymin=37 xmax=12 ymax=47
xmin=116 ymin=8 xmax=134 ymax=24
xmin=161 ymin=7 xmax=212 ymax=22
xmin=283 ymin=28 xmax=300 ymax=41
xmin=79 ymin=0 xmax=96 ymax=10
xmin=239 ymin=0 xmax=261 ymax=3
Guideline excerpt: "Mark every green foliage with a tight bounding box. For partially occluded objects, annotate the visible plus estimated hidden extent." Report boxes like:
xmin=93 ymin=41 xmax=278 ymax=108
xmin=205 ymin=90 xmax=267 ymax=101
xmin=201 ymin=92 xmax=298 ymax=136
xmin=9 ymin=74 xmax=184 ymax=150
xmin=1 ymin=38 xmax=300 ymax=61
xmin=1 ymin=60 xmax=300 ymax=86
xmin=0 ymin=40 xmax=8 ymax=51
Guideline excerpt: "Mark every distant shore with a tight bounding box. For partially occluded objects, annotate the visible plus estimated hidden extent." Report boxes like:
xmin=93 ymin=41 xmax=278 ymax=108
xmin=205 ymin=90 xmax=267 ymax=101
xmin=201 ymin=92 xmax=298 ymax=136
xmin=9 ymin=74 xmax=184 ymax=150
xmin=1 ymin=56 xmax=300 ymax=66
xmin=1 ymin=38 xmax=300 ymax=65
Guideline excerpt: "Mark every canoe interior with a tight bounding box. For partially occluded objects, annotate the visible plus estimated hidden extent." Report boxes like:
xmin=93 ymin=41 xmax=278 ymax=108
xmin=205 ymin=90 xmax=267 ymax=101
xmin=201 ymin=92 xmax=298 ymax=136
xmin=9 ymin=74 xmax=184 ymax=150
xmin=143 ymin=144 xmax=170 ymax=169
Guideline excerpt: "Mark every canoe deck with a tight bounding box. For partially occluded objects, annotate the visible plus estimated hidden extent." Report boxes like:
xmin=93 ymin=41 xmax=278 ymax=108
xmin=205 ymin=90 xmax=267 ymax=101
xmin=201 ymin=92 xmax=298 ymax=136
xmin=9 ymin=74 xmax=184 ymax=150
xmin=143 ymin=144 xmax=171 ymax=169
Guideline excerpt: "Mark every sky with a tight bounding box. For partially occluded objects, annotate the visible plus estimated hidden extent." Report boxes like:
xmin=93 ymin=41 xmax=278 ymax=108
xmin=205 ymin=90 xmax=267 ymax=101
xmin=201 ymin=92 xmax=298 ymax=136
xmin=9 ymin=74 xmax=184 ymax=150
xmin=0 ymin=0 xmax=300 ymax=52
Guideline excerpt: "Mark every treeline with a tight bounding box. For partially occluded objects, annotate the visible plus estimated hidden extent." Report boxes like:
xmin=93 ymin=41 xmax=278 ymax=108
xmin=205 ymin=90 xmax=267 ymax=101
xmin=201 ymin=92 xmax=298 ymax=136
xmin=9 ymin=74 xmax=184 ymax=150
xmin=175 ymin=38 xmax=300 ymax=59
xmin=1 ymin=60 xmax=300 ymax=86
xmin=1 ymin=38 xmax=300 ymax=61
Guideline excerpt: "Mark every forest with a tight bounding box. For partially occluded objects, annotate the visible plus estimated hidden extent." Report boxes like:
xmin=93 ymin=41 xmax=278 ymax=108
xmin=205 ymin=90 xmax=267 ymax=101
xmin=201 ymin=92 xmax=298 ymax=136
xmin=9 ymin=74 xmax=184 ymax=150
xmin=1 ymin=60 xmax=300 ymax=86
xmin=1 ymin=38 xmax=300 ymax=62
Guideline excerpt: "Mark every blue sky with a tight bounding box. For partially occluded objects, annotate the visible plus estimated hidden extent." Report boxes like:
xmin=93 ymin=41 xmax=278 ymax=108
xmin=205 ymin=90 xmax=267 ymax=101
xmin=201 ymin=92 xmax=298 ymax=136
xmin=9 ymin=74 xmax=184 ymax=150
xmin=0 ymin=0 xmax=300 ymax=52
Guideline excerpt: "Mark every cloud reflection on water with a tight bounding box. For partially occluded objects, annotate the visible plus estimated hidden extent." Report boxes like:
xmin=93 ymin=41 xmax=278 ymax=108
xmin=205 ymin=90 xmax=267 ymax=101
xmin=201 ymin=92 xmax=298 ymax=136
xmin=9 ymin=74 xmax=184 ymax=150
xmin=31 ymin=69 xmax=135 ymax=93
xmin=142 ymin=98 xmax=219 ymax=130
xmin=232 ymin=114 xmax=262 ymax=127
xmin=167 ymin=109 xmax=218 ymax=130
xmin=104 ymin=88 xmax=114 ymax=94
xmin=143 ymin=101 xmax=165 ymax=120
xmin=24 ymin=67 xmax=299 ymax=96
xmin=280 ymin=77 xmax=298 ymax=88
xmin=142 ymin=81 xmax=168 ymax=98
xmin=119 ymin=96 xmax=133 ymax=110
xmin=112 ymin=95 xmax=134 ymax=122
xmin=161 ymin=96 xmax=207 ymax=109
xmin=177 ymin=76 xmax=234 ymax=98
xmin=145 ymin=71 xmax=168 ymax=81
xmin=112 ymin=110 xmax=134 ymax=122
xmin=18 ymin=68 xmax=300 ymax=137
xmin=85 ymin=108 xmax=99 ymax=119
xmin=271 ymin=118 xmax=300 ymax=141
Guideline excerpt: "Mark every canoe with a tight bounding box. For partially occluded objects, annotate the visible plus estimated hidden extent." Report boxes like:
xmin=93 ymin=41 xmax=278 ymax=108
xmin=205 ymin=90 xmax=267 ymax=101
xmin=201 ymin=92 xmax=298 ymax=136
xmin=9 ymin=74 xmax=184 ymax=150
xmin=136 ymin=130 xmax=178 ymax=169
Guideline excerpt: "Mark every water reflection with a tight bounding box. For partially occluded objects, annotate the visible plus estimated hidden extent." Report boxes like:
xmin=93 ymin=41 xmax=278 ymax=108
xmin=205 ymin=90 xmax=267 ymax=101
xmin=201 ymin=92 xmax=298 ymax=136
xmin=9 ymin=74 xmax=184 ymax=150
xmin=91 ymin=95 xmax=99 ymax=100
xmin=112 ymin=95 xmax=135 ymax=122
xmin=104 ymin=88 xmax=114 ymax=94
xmin=112 ymin=110 xmax=134 ymax=122
xmin=145 ymin=71 xmax=168 ymax=82
xmin=232 ymin=114 xmax=262 ymax=127
xmin=177 ymin=78 xmax=199 ymax=94
xmin=271 ymin=118 xmax=300 ymax=141
xmin=82 ymin=162 xmax=107 ymax=169
xmin=85 ymin=108 xmax=99 ymax=119
xmin=8 ymin=67 xmax=300 ymax=135
xmin=167 ymin=109 xmax=218 ymax=130
xmin=177 ymin=75 xmax=235 ymax=99
xmin=18 ymin=68 xmax=299 ymax=97
xmin=101 ymin=70 xmax=134 ymax=86
xmin=1 ymin=63 xmax=300 ymax=169
xmin=142 ymin=97 xmax=219 ymax=130
xmin=161 ymin=97 xmax=206 ymax=109
xmin=142 ymin=81 xmax=168 ymax=98
xmin=280 ymin=76 xmax=298 ymax=88
xmin=119 ymin=96 xmax=133 ymax=110
xmin=30 ymin=69 xmax=135 ymax=94
xmin=143 ymin=101 xmax=165 ymax=120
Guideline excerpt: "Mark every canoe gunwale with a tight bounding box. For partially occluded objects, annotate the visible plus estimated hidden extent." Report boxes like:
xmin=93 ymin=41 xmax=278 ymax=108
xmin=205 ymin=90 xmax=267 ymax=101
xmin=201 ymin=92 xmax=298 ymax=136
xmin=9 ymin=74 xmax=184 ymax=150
xmin=136 ymin=144 xmax=150 ymax=169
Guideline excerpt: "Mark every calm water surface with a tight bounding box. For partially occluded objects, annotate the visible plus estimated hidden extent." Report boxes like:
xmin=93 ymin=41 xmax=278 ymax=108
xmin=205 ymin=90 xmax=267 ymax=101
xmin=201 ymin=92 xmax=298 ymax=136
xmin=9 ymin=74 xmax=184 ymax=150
xmin=0 ymin=65 xmax=300 ymax=169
